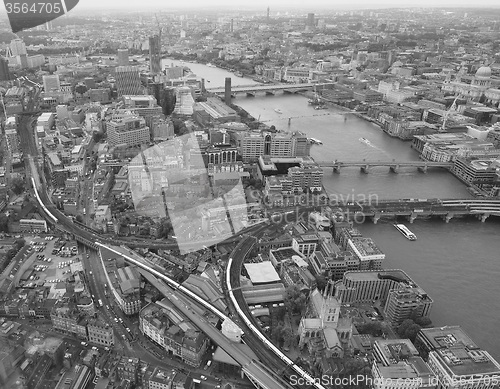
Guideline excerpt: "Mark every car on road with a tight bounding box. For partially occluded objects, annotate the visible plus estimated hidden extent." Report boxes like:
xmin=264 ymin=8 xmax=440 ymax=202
xmin=200 ymin=376 xmax=207 ymax=380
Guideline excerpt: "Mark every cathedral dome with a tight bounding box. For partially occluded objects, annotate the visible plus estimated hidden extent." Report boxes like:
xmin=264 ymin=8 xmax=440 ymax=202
xmin=475 ymin=66 xmax=492 ymax=79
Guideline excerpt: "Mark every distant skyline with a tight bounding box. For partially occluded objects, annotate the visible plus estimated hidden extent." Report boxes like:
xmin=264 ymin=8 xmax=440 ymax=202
xmin=73 ymin=0 xmax=500 ymax=9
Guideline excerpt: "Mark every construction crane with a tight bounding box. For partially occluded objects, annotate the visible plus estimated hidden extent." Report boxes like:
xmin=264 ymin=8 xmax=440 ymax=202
xmin=440 ymin=94 xmax=461 ymax=132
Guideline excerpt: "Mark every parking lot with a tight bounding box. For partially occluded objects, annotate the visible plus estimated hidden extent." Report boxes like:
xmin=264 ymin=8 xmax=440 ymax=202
xmin=19 ymin=236 xmax=82 ymax=289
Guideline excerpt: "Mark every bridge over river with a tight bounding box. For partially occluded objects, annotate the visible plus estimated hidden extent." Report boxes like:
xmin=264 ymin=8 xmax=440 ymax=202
xmin=328 ymin=199 xmax=500 ymax=224
xmin=207 ymin=82 xmax=335 ymax=96
xmin=316 ymin=160 xmax=453 ymax=173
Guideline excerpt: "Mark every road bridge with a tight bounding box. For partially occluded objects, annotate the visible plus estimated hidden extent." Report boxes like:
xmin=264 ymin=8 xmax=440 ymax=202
xmin=316 ymin=160 xmax=453 ymax=173
xmin=207 ymin=82 xmax=335 ymax=96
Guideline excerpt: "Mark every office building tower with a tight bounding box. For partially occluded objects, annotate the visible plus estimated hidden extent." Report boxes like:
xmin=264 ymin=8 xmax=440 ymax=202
xmin=117 ymin=49 xmax=129 ymax=66
xmin=9 ymin=39 xmax=27 ymax=56
xmin=288 ymin=165 xmax=324 ymax=192
xmin=0 ymin=57 xmax=10 ymax=81
xmin=106 ymin=116 xmax=150 ymax=147
xmin=149 ymin=35 xmax=161 ymax=74
xmin=307 ymin=13 xmax=315 ymax=27
xmin=383 ymin=285 xmax=433 ymax=325
xmin=267 ymin=6 xmax=270 ymax=20
xmin=334 ymin=269 xmax=421 ymax=305
xmin=43 ymin=75 xmax=61 ymax=92
xmin=115 ymin=66 xmax=143 ymax=96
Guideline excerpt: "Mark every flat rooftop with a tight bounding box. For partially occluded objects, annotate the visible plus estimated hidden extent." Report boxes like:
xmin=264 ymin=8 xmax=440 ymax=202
xmin=349 ymin=237 xmax=385 ymax=258
xmin=421 ymin=326 xmax=500 ymax=376
xmin=270 ymin=247 xmax=302 ymax=263
xmin=244 ymin=262 xmax=281 ymax=284
xmin=344 ymin=270 xmax=411 ymax=283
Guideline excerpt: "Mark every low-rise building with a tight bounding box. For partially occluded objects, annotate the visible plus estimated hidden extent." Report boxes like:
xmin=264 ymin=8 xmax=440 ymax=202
xmin=414 ymin=326 xmax=500 ymax=389
xmin=139 ymin=299 xmax=209 ymax=367
xmin=87 ymin=317 xmax=114 ymax=347
xmin=372 ymin=339 xmax=436 ymax=389
xmin=99 ymin=248 xmax=141 ymax=315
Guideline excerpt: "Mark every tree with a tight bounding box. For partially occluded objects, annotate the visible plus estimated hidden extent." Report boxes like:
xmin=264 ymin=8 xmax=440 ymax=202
xmin=92 ymin=132 xmax=104 ymax=143
xmin=11 ymin=177 xmax=25 ymax=195
xmin=0 ymin=214 xmax=9 ymax=232
xmin=314 ymin=274 xmax=327 ymax=292
xmin=397 ymin=319 xmax=415 ymax=337
xmin=272 ymin=323 xmax=284 ymax=345
xmin=75 ymin=84 xmax=88 ymax=95
xmin=284 ymin=285 xmax=307 ymax=315
xmin=357 ymin=321 xmax=386 ymax=337
xmin=282 ymin=327 xmax=295 ymax=349
xmin=404 ymin=323 xmax=422 ymax=342
xmin=157 ymin=218 xmax=173 ymax=239
xmin=14 ymin=239 xmax=25 ymax=250
xmin=414 ymin=316 xmax=432 ymax=327
xmin=75 ymin=215 xmax=84 ymax=223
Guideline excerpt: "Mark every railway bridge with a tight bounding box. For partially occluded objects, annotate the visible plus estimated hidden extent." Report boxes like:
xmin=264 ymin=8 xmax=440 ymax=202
xmin=331 ymin=199 xmax=500 ymax=224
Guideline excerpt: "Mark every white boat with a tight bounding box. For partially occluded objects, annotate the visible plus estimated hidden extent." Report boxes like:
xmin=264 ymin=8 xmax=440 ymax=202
xmin=394 ymin=224 xmax=417 ymax=241
xmin=206 ymin=63 xmax=216 ymax=67
xmin=359 ymin=137 xmax=371 ymax=145
xmin=309 ymin=138 xmax=323 ymax=145
xmin=274 ymin=108 xmax=282 ymax=114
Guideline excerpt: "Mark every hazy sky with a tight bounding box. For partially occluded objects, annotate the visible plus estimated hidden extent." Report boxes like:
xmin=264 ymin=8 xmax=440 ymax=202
xmin=74 ymin=0 xmax=500 ymax=9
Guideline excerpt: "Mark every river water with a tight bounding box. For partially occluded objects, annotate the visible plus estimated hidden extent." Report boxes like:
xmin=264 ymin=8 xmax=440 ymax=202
xmin=164 ymin=58 xmax=500 ymax=360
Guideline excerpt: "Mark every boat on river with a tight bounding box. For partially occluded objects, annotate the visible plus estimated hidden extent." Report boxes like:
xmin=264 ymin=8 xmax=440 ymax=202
xmin=394 ymin=224 xmax=417 ymax=241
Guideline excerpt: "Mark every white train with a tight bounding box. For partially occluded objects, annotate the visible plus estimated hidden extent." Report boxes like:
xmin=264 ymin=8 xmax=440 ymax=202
xmin=226 ymin=256 xmax=325 ymax=389
xmin=31 ymin=177 xmax=58 ymax=224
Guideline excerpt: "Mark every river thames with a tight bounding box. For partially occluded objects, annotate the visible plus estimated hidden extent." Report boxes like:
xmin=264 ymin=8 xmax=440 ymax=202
xmin=164 ymin=58 xmax=500 ymax=359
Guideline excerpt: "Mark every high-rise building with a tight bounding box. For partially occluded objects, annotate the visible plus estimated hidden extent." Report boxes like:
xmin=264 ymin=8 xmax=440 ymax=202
xmin=9 ymin=39 xmax=26 ymax=56
xmin=149 ymin=35 xmax=161 ymax=74
xmin=43 ymin=75 xmax=61 ymax=92
xmin=307 ymin=13 xmax=315 ymax=28
xmin=106 ymin=115 xmax=150 ymax=147
xmin=115 ymin=66 xmax=143 ymax=96
xmin=117 ymin=48 xmax=129 ymax=66
xmin=0 ymin=57 xmax=10 ymax=81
